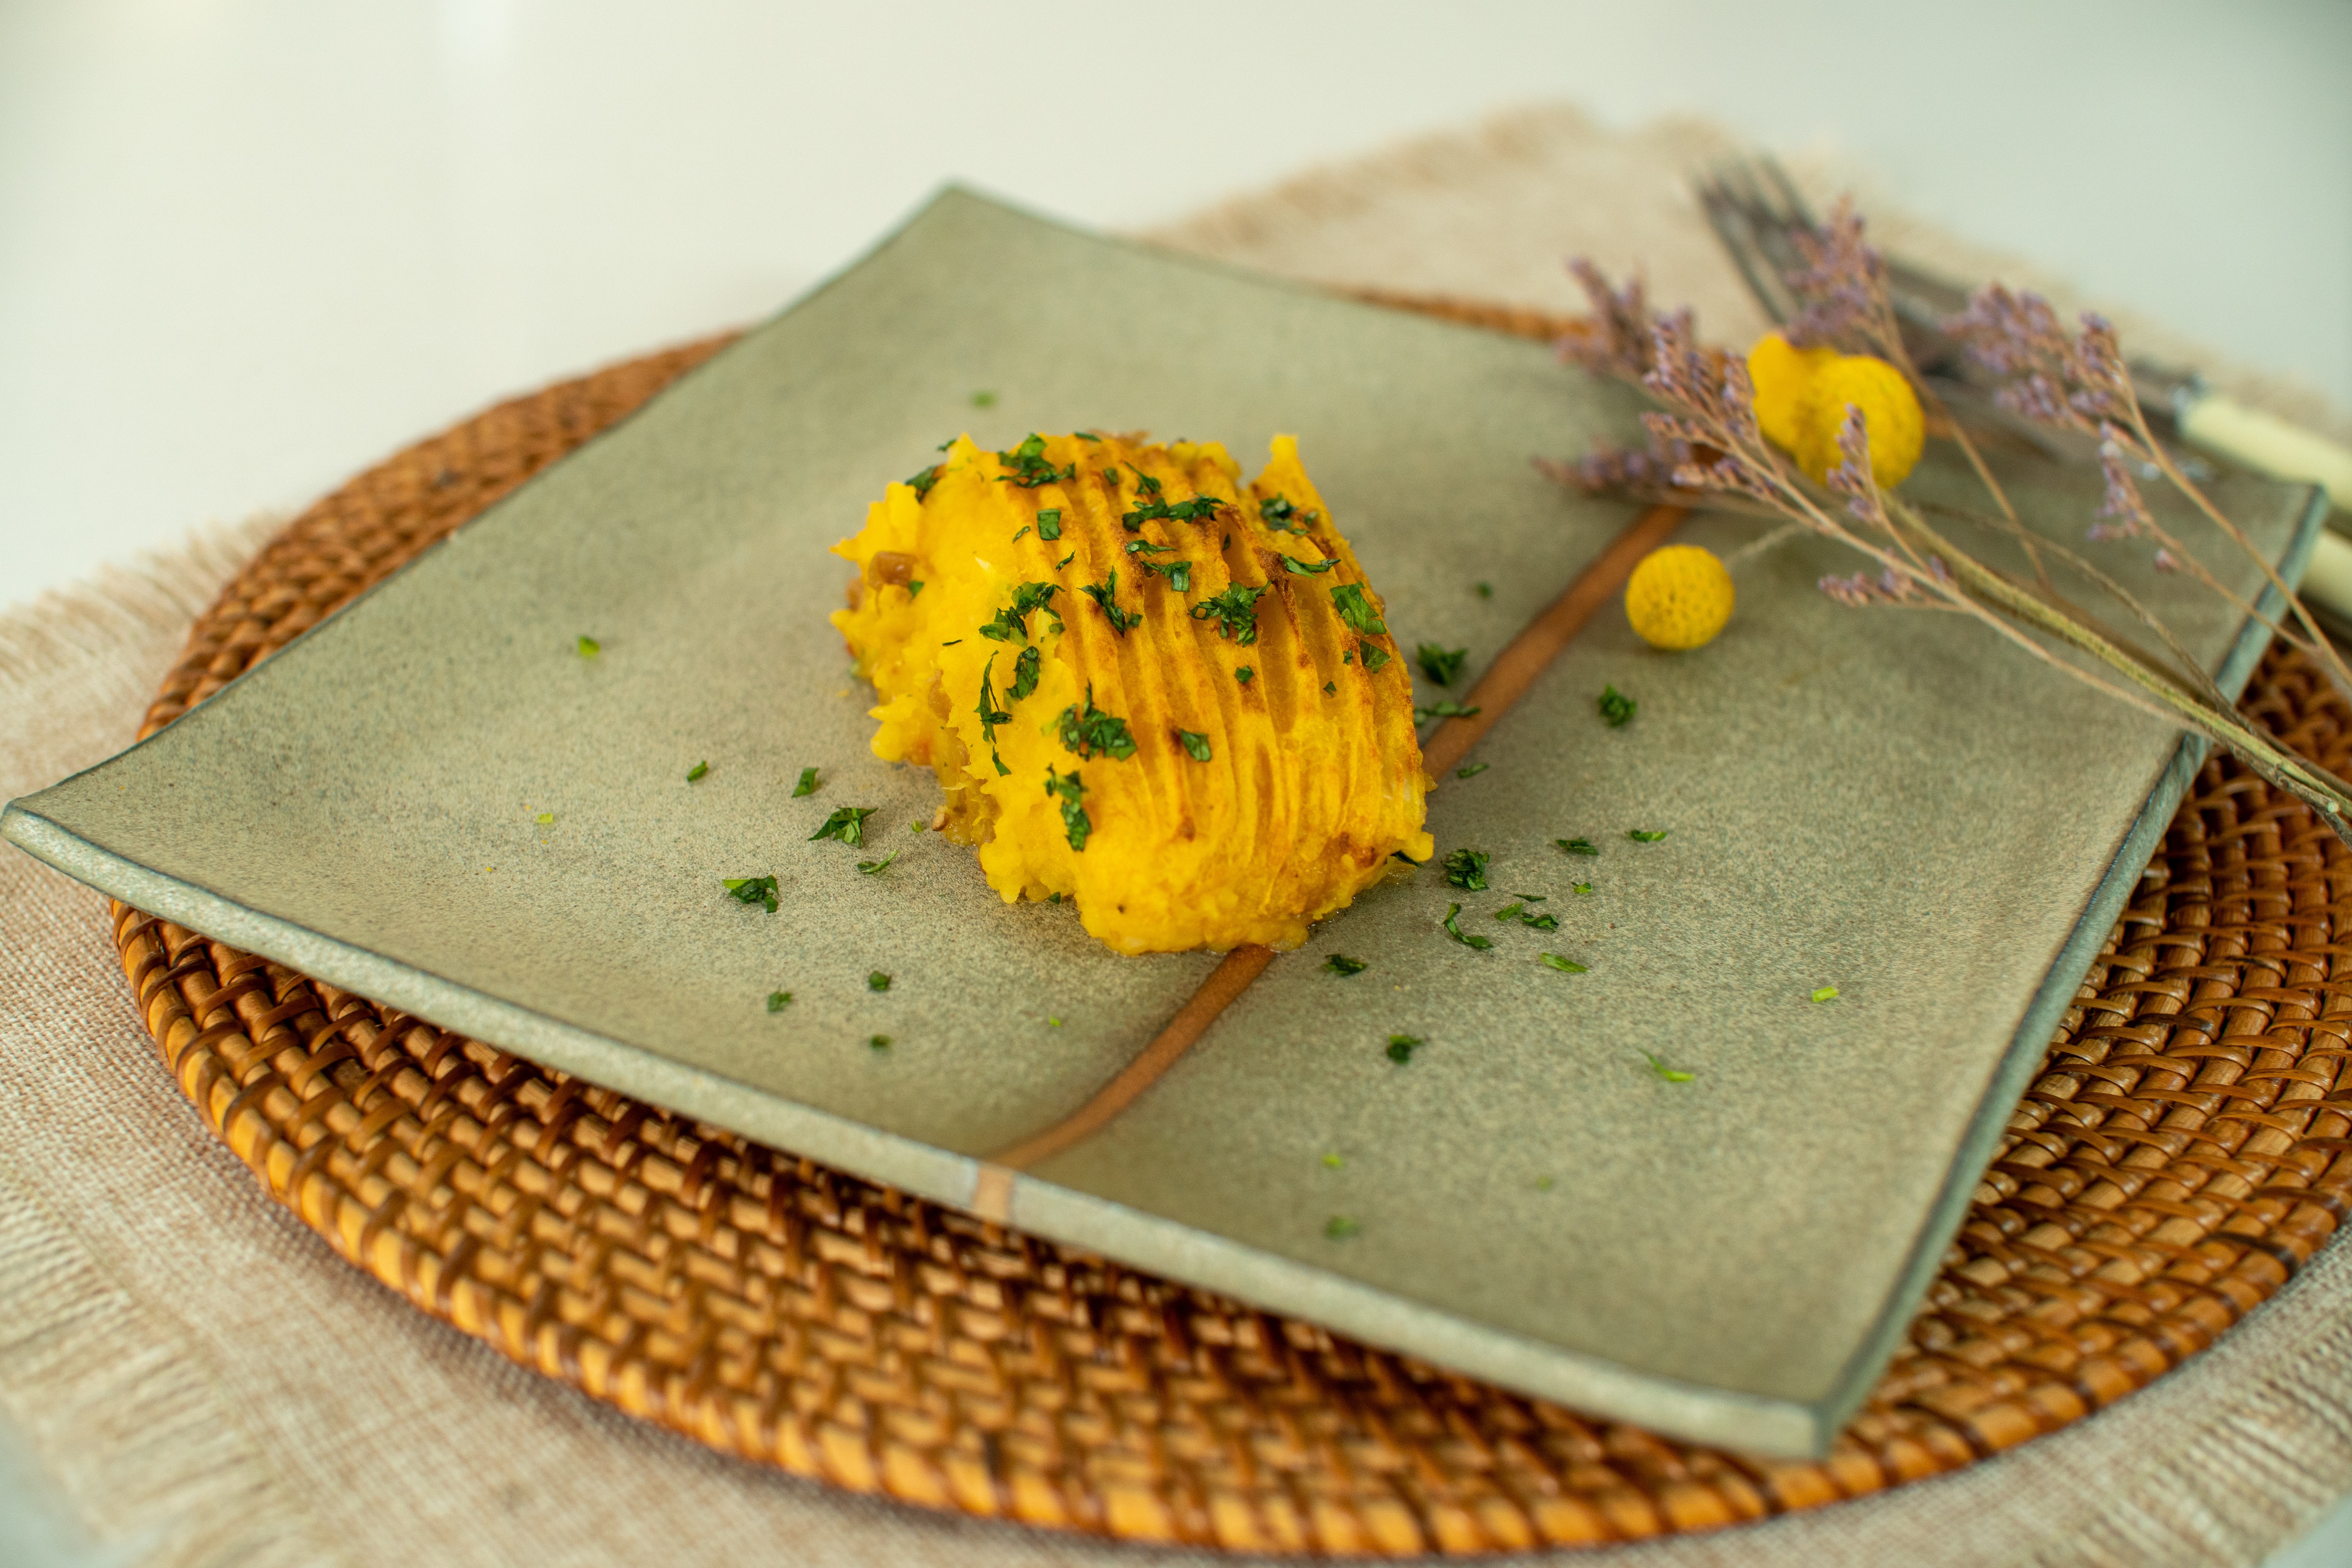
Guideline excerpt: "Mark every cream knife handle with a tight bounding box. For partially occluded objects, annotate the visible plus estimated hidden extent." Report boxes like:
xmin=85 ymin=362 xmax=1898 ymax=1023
xmin=2176 ymin=391 xmax=2352 ymax=623
xmin=2176 ymin=391 xmax=2352 ymax=512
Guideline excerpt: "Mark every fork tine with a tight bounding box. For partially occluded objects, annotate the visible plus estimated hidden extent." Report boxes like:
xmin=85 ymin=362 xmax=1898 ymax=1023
xmin=1694 ymin=158 xmax=1797 ymax=326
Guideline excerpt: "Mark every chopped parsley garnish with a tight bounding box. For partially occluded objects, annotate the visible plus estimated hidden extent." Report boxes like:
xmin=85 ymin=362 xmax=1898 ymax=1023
xmin=1572 ymin=882 xmax=1593 ymax=895
xmin=856 ymin=849 xmax=900 ymax=875
xmin=1176 ymin=728 xmax=1213 ymax=762
xmin=1455 ymin=762 xmax=1488 ymax=779
xmin=1323 ymin=1152 xmax=1345 ymax=1168
xmin=1536 ymin=1175 xmax=1555 ymax=1191
xmin=1081 ymin=571 xmax=1140 ymax=635
xmin=1441 ymin=849 xmax=1488 ymax=891
xmin=1322 ymin=681 xmax=1337 ymax=695
xmin=1812 ymin=985 xmax=1840 ymax=1003
xmin=1494 ymin=904 xmax=1523 ymax=922
xmin=1416 ymin=644 xmax=1468 ymax=686
xmin=975 ymin=656 xmax=1012 ymax=751
xmin=978 ymin=582 xmax=1062 ymax=644
xmin=1325 ymin=955 xmax=1368 ymax=976
xmin=1259 ymin=494 xmax=1319 ymax=533
xmin=1416 ymin=700 xmax=1482 ymax=723
xmin=1126 ymin=466 xmax=1162 ymax=497
xmin=1074 ymin=430 xmax=1102 ymax=442
xmin=1387 ymin=1034 xmax=1423 ymax=1063
xmin=1475 ymin=581 xmax=1493 ymax=599
xmin=1133 ymin=555 xmax=1194 ymax=593
xmin=868 ymin=971 xmax=891 ymax=992
xmin=1522 ymin=911 xmax=1560 ymax=931
xmin=1011 ymin=525 xmax=1031 ymax=543
xmin=907 ymin=581 xmax=925 ymax=597
xmin=907 ymin=464 xmax=942 ymax=500
xmin=1009 ymin=645 xmax=1040 ymax=701
xmin=870 ymin=1034 xmax=892 ymax=1049
xmin=1122 ymin=495 xmax=1224 ymax=531
xmin=1538 ymin=953 xmax=1587 ymax=973
xmin=1359 ymin=642 xmax=1392 ymax=672
xmin=1598 ymin=685 xmax=1637 ymax=727
xmin=1125 ymin=538 xmax=1174 ymax=553
xmin=1442 ymin=903 xmax=1494 ymax=950
xmin=1054 ymin=551 xmax=1075 ymax=570
xmin=1234 ymin=666 xmax=1255 ymax=685
xmin=1044 ymin=766 xmax=1091 ymax=850
xmin=1058 ymin=689 xmax=1137 ymax=760
xmin=1189 ymin=583 xmax=1266 ymax=643
xmin=723 ymin=875 xmax=779 ymax=913
xmin=1036 ymin=507 xmax=1063 ymax=541
xmin=971 ymin=390 xmax=996 ymax=407
xmin=767 ymin=990 xmax=792 ymax=1012
xmin=1281 ymin=555 xmax=1334 ymax=575
xmin=686 ymin=760 xmax=709 ymax=782
xmin=1628 ymin=829 xmax=1668 ymax=842
xmin=1329 ymin=583 xmax=1387 ymax=636
xmin=1558 ymin=837 xmax=1597 ymax=856
xmin=809 ymin=806 xmax=877 ymax=847
xmin=536 ymin=812 xmax=555 ymax=825
xmin=1641 ymin=1050 xmax=1695 ymax=1083
xmin=576 ymin=635 xmax=601 ymax=657
xmin=997 ymin=433 xmax=1073 ymax=489
xmin=1325 ymin=1216 xmax=1362 ymax=1240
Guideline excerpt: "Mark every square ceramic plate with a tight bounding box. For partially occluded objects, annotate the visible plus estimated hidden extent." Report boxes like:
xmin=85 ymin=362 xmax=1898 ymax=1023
xmin=5 ymin=190 xmax=2323 ymax=1457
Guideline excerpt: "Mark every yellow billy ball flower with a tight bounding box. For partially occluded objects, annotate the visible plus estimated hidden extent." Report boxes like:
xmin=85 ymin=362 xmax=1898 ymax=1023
xmin=1624 ymin=544 xmax=1735 ymax=651
xmin=1795 ymin=354 xmax=1925 ymax=489
xmin=1746 ymin=331 xmax=1837 ymax=454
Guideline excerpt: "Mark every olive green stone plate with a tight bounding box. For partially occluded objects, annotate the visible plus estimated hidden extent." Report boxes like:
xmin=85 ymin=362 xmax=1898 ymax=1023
xmin=4 ymin=189 xmax=2322 ymax=1458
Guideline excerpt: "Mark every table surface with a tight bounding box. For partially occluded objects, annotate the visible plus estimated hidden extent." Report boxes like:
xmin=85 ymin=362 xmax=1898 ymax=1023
xmin=4 ymin=3 xmax=2349 ymax=1562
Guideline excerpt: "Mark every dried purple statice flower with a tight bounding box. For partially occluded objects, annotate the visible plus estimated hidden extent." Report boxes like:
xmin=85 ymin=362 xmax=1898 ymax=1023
xmin=1819 ymin=405 xmax=1884 ymax=524
xmin=1945 ymin=287 xmax=2135 ymax=435
xmin=1537 ymin=436 xmax=1689 ymax=495
xmin=2090 ymin=423 xmax=2155 ymax=540
xmin=1558 ymin=258 xmax=1655 ymax=379
xmin=1782 ymin=198 xmax=1887 ymax=351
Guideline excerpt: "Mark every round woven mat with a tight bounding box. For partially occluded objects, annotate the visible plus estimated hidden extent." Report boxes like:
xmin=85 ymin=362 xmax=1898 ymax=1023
xmin=108 ymin=320 xmax=2352 ymax=1555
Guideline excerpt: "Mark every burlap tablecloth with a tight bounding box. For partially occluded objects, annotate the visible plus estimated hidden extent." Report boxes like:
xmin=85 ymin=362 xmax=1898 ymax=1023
xmin=6 ymin=106 xmax=2350 ymax=1568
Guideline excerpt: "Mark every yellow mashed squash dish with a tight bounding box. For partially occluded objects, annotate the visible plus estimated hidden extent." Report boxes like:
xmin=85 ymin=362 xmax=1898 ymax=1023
xmin=831 ymin=431 xmax=1433 ymax=955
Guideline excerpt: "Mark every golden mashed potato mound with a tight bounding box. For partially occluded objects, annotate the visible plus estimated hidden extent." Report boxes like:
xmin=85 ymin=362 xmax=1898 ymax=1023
xmin=831 ymin=431 xmax=1433 ymax=955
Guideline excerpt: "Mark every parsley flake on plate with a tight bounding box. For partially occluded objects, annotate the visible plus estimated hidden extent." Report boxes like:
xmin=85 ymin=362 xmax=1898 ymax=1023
xmin=1175 ymin=728 xmax=1213 ymax=762
xmin=1441 ymin=849 xmax=1490 ymax=890
xmin=576 ymin=635 xmax=601 ymax=657
xmin=1386 ymin=1034 xmax=1423 ymax=1063
xmin=767 ymin=991 xmax=793 ymax=1013
xmin=1538 ymin=952 xmax=1587 ymax=973
xmin=1557 ymin=837 xmax=1598 ymax=856
xmin=792 ymin=767 xmax=820 ymax=797
xmin=1598 ymin=685 xmax=1637 ymax=727
xmin=1456 ymin=762 xmax=1488 ymax=779
xmin=1475 ymin=581 xmax=1493 ymax=599
xmin=723 ymin=875 xmax=779 ymax=913
xmin=1812 ymin=985 xmax=1841 ymax=1003
xmin=1325 ymin=1216 xmax=1362 ymax=1240
xmin=1442 ymin=904 xmax=1494 ymax=950
xmin=971 ymin=390 xmax=996 ymax=407
xmin=1523 ymin=911 xmax=1560 ymax=930
xmin=1323 ymin=1152 xmax=1345 ymax=1169
xmin=1324 ymin=954 xmax=1368 ymax=976
xmin=1415 ymin=700 xmax=1481 ymax=724
xmin=535 ymin=812 xmax=554 ymax=825
xmin=870 ymin=1034 xmax=893 ymax=1049
xmin=1628 ymin=829 xmax=1668 ymax=842
xmin=856 ymin=849 xmax=900 ymax=875
xmin=686 ymin=761 xmax=709 ymax=783
xmin=1416 ymin=644 xmax=1467 ymax=686
xmin=1641 ymin=1049 xmax=1695 ymax=1083
xmin=868 ymin=971 xmax=892 ymax=992
xmin=1572 ymin=882 xmax=1594 ymax=895
xmin=809 ymin=806 xmax=877 ymax=847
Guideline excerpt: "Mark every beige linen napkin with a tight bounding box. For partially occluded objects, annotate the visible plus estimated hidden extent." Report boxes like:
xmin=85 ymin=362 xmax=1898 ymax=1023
xmin=4 ymin=105 xmax=2349 ymax=1568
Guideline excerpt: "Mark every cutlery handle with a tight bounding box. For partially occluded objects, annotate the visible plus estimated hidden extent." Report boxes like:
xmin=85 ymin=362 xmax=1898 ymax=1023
xmin=2177 ymin=391 xmax=2352 ymax=512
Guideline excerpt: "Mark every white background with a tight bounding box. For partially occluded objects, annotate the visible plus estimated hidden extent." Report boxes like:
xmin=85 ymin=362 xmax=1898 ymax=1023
xmin=3 ymin=3 xmax=2350 ymax=1563
xmin=2 ymin=0 xmax=2348 ymax=616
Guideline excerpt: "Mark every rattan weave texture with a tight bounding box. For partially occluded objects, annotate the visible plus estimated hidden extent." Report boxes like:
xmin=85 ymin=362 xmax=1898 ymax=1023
xmin=106 ymin=316 xmax=2352 ymax=1554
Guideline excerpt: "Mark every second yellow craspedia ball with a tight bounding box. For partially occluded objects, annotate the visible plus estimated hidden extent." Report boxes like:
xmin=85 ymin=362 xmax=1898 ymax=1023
xmin=1624 ymin=544 xmax=1735 ymax=651
xmin=1794 ymin=354 xmax=1924 ymax=489
xmin=1746 ymin=331 xmax=1837 ymax=454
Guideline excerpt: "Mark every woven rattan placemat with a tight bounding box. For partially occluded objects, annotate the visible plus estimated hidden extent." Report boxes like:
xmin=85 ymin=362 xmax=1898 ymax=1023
xmin=105 ymin=313 xmax=2352 ymax=1555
